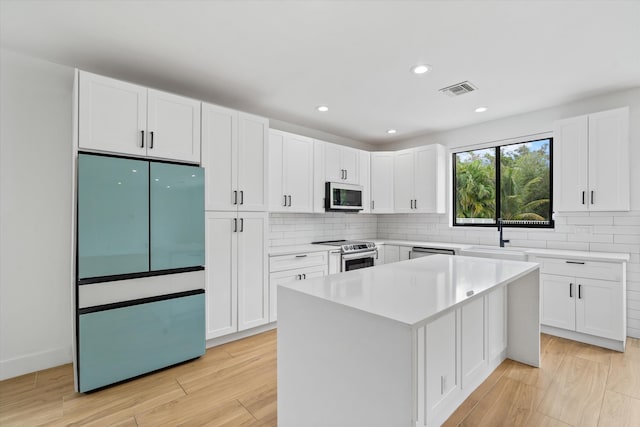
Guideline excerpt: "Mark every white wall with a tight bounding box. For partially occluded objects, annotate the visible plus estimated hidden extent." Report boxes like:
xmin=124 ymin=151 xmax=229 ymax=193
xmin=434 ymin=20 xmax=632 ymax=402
xmin=0 ymin=49 xmax=74 ymax=380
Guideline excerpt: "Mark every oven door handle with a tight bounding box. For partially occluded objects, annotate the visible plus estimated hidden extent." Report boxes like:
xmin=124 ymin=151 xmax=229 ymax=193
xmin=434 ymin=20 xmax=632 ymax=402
xmin=341 ymin=250 xmax=378 ymax=261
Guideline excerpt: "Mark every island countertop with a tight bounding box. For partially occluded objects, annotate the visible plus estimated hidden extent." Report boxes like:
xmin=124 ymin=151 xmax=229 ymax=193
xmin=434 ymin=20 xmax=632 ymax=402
xmin=280 ymin=254 xmax=539 ymax=326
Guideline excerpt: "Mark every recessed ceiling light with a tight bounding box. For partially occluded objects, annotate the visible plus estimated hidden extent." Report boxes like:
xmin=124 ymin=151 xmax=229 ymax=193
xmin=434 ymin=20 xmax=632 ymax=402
xmin=411 ymin=64 xmax=432 ymax=75
xmin=386 ymin=129 xmax=397 ymax=134
xmin=317 ymin=105 xmax=329 ymax=112
xmin=475 ymin=106 xmax=488 ymax=113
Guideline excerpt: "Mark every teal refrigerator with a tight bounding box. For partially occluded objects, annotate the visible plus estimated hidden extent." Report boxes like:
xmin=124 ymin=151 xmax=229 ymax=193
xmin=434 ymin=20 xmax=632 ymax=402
xmin=76 ymin=153 xmax=205 ymax=392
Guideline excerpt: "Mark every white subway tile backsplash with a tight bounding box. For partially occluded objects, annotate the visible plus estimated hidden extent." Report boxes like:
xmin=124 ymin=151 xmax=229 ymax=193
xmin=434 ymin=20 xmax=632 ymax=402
xmin=567 ymin=216 xmax=614 ymax=225
xmin=567 ymin=233 xmax=614 ymax=243
xmin=614 ymin=234 xmax=640 ymax=244
xmin=590 ymin=243 xmax=640 ymax=254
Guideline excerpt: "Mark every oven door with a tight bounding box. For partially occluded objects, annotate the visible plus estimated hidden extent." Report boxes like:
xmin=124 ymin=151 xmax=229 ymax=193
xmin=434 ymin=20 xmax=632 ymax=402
xmin=342 ymin=250 xmax=377 ymax=272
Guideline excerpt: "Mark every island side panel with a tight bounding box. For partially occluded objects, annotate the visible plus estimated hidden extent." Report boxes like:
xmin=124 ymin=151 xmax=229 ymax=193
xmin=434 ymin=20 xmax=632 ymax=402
xmin=507 ymin=269 xmax=540 ymax=367
xmin=278 ymin=286 xmax=414 ymax=427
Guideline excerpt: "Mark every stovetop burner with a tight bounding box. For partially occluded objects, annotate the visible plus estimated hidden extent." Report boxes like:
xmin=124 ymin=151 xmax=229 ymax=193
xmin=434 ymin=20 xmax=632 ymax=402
xmin=312 ymin=240 xmax=376 ymax=254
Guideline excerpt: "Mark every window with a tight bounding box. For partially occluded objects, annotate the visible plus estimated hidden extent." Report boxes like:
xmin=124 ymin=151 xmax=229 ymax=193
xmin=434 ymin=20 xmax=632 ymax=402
xmin=453 ymin=138 xmax=553 ymax=228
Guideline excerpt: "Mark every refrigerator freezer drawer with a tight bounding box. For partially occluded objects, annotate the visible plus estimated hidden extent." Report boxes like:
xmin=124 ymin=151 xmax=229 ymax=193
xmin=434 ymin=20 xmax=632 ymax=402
xmin=78 ymin=290 xmax=205 ymax=392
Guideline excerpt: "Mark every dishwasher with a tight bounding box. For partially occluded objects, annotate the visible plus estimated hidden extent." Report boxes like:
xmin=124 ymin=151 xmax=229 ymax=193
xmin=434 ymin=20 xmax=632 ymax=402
xmin=409 ymin=247 xmax=456 ymax=259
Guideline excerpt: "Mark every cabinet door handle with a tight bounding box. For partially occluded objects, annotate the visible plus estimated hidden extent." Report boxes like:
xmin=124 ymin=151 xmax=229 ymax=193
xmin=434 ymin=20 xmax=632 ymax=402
xmin=240 ymin=190 xmax=244 ymax=205
xmin=239 ymin=218 xmax=244 ymax=232
xmin=302 ymin=273 xmax=306 ymax=279
xmin=414 ymin=199 xmax=418 ymax=209
xmin=591 ymin=191 xmax=594 ymax=205
xmin=140 ymin=130 xmax=145 ymax=148
xmin=283 ymin=195 xmax=287 ymax=206
xmin=295 ymin=254 xmax=308 ymax=258
xmin=296 ymin=274 xmax=301 ymax=280
xmin=287 ymin=195 xmax=292 ymax=206
xmin=371 ymin=200 xmax=375 ymax=210
xmin=149 ymin=131 xmax=154 ymax=149
xmin=569 ymin=283 xmax=573 ymax=298
xmin=234 ymin=190 xmax=238 ymax=205
xmin=582 ymin=191 xmax=586 ymax=205
xmin=233 ymin=218 xmax=237 ymax=232
xmin=345 ymin=170 xmax=348 ymax=180
xmin=565 ymin=261 xmax=585 ymax=265
xmin=578 ymin=284 xmax=582 ymax=299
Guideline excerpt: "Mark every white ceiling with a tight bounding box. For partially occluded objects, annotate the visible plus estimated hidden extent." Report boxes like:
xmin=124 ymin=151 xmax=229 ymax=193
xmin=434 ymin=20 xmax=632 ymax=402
xmin=1 ymin=1 xmax=639 ymax=145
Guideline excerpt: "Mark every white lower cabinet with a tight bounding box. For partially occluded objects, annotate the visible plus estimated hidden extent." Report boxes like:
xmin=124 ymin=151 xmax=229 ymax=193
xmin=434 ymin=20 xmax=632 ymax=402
xmin=384 ymin=245 xmax=400 ymax=264
xmin=399 ymin=246 xmax=411 ymax=261
xmin=424 ymin=311 xmax=458 ymax=418
xmin=374 ymin=244 xmax=385 ymax=265
xmin=461 ymin=297 xmax=486 ymax=387
xmin=205 ymin=212 xmax=268 ymax=340
xmin=536 ymin=256 xmax=626 ymax=349
xmin=269 ymin=251 xmax=328 ymax=322
xmin=269 ymin=266 xmax=326 ymax=322
xmin=541 ymin=274 xmax=624 ymax=341
xmin=418 ymin=286 xmax=507 ymax=426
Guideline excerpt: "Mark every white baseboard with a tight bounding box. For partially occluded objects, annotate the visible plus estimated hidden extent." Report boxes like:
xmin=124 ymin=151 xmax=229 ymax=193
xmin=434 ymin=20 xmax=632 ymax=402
xmin=541 ymin=325 xmax=625 ymax=352
xmin=206 ymin=322 xmax=277 ymax=349
xmin=0 ymin=346 xmax=72 ymax=381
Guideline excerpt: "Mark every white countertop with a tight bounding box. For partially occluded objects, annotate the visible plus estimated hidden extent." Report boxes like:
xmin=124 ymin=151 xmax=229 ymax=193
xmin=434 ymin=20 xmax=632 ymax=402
xmin=268 ymin=239 xmax=629 ymax=262
xmin=526 ymin=248 xmax=630 ymax=262
xmin=268 ymin=244 xmax=332 ymax=256
xmin=280 ymin=254 xmax=539 ymax=326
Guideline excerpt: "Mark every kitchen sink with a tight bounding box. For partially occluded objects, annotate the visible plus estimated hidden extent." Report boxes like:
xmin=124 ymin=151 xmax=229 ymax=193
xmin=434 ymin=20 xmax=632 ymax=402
xmin=459 ymin=245 xmax=529 ymax=261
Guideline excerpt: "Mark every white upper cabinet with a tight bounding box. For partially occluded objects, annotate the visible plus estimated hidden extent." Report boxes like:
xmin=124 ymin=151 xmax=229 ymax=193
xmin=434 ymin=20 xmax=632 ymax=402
xmin=146 ymin=89 xmax=200 ymax=163
xmin=359 ymin=151 xmax=371 ymax=213
xmin=554 ymin=107 xmax=629 ymax=212
xmin=237 ymin=113 xmax=269 ymax=211
xmin=78 ymin=71 xmax=201 ymax=163
xmin=394 ymin=144 xmax=445 ymax=213
xmin=324 ymin=142 xmax=360 ymax=184
xmin=79 ymin=71 xmax=147 ymax=157
xmin=202 ymin=103 xmax=268 ymax=212
xmin=370 ymin=152 xmax=395 ymax=213
xmin=268 ymin=130 xmax=314 ymax=213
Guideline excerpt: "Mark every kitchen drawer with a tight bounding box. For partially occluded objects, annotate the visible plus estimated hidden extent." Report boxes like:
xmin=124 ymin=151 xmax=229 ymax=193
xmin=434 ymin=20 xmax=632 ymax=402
xmin=270 ymin=251 xmax=328 ymax=273
xmin=532 ymin=256 xmax=622 ymax=281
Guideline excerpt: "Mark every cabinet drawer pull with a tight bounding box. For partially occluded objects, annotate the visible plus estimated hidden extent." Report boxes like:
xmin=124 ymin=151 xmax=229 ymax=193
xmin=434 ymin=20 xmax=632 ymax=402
xmin=565 ymin=261 xmax=585 ymax=265
xmin=578 ymin=284 xmax=582 ymax=299
xmin=295 ymin=254 xmax=308 ymax=258
xmin=569 ymin=283 xmax=573 ymax=298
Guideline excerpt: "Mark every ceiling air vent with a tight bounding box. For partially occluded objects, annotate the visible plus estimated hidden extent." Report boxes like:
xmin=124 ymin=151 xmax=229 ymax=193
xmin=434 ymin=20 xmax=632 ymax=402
xmin=439 ymin=81 xmax=477 ymax=97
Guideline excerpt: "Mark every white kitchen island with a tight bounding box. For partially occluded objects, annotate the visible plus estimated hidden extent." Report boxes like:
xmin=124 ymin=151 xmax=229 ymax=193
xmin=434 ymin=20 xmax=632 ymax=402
xmin=278 ymin=255 xmax=540 ymax=427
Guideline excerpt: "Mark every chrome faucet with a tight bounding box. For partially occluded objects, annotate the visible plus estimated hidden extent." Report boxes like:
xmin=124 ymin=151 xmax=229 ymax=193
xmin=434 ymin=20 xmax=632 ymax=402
xmin=498 ymin=218 xmax=510 ymax=247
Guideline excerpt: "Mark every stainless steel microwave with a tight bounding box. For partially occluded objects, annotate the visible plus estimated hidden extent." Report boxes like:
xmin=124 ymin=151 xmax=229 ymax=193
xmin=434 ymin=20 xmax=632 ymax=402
xmin=325 ymin=182 xmax=363 ymax=211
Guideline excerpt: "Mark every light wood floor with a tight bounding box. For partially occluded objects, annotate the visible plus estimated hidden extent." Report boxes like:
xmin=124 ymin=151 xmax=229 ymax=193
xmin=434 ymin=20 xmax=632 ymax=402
xmin=1 ymin=331 xmax=639 ymax=426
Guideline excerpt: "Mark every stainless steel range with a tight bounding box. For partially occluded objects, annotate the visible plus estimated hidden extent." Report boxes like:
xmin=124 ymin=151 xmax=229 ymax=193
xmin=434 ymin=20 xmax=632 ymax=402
xmin=312 ymin=240 xmax=378 ymax=272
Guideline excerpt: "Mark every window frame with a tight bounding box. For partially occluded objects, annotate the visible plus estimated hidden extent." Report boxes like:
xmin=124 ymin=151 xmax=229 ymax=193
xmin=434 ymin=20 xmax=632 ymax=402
xmin=452 ymin=137 xmax=554 ymax=229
